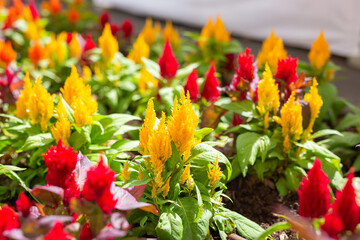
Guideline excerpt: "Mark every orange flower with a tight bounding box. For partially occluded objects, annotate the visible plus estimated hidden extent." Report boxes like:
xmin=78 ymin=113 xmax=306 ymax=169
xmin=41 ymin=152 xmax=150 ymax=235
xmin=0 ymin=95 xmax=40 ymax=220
xmin=67 ymin=8 xmax=80 ymax=23
xmin=28 ymin=41 xmax=46 ymax=68
xmin=0 ymin=40 xmax=16 ymax=67
xmin=49 ymin=0 xmax=62 ymax=14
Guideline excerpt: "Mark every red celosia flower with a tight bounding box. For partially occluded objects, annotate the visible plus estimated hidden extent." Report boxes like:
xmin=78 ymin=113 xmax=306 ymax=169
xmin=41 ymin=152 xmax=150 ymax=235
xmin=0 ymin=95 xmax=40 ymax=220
xmin=2 ymin=8 xmax=17 ymax=30
xmin=110 ymin=24 xmax=119 ymax=36
xmin=275 ymin=56 xmax=298 ymax=86
xmin=184 ymin=69 xmax=199 ymax=102
xmin=67 ymin=8 xmax=80 ymax=23
xmin=43 ymin=139 xmax=78 ymax=189
xmin=83 ymin=35 xmax=96 ymax=53
xmin=0 ymin=205 xmax=20 ymax=239
xmin=13 ymin=0 xmax=24 ymax=15
xmin=0 ymin=41 xmax=17 ymax=67
xmin=49 ymin=0 xmax=62 ymax=15
xmin=16 ymin=192 xmax=32 ymax=218
xmin=331 ymin=170 xmax=360 ymax=231
xmin=29 ymin=0 xmax=39 ymax=20
xmin=201 ymin=61 xmax=220 ymax=102
xmin=232 ymin=48 xmax=255 ymax=88
xmin=100 ymin=11 xmax=110 ymax=29
xmin=82 ymin=157 xmax=117 ymax=214
xmin=158 ymin=40 xmax=179 ymax=80
xmin=79 ymin=222 xmax=92 ymax=240
xmin=321 ymin=213 xmax=344 ymax=239
xmin=43 ymin=222 xmax=73 ymax=240
xmin=120 ymin=19 xmax=133 ymax=39
xmin=297 ymin=159 xmax=330 ymax=218
xmin=224 ymin=53 xmax=235 ymax=71
xmin=232 ymin=113 xmax=242 ymax=126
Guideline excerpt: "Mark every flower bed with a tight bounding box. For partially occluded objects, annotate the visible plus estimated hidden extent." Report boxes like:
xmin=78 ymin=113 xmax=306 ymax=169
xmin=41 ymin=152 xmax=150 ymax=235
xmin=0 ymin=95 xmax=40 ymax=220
xmin=0 ymin=1 xmax=359 ymax=240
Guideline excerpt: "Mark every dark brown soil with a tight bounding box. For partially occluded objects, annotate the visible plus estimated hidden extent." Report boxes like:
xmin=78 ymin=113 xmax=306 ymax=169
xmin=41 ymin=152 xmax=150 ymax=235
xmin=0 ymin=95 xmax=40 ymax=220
xmin=224 ymin=176 xmax=298 ymax=240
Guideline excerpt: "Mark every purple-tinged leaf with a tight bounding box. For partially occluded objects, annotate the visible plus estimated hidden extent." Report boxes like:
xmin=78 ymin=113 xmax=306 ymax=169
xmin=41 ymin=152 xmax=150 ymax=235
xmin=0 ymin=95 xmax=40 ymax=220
xmin=125 ymin=184 xmax=146 ymax=201
xmin=111 ymin=212 xmax=131 ymax=230
xmin=38 ymin=215 xmax=74 ymax=227
xmin=75 ymin=152 xmax=93 ymax=189
xmin=28 ymin=206 xmax=40 ymax=219
xmin=3 ymin=229 xmax=29 ymax=240
xmin=114 ymin=187 xmax=158 ymax=215
xmin=31 ymin=185 xmax=64 ymax=208
xmin=96 ymin=226 xmax=127 ymax=239
xmin=64 ymin=222 xmax=81 ymax=233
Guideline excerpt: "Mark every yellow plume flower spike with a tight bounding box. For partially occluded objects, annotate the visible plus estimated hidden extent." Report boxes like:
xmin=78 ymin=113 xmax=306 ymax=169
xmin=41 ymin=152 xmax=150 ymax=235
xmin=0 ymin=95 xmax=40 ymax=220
xmin=69 ymin=33 xmax=81 ymax=59
xmin=256 ymin=64 xmax=280 ymax=117
xmin=276 ymin=92 xmax=303 ymax=153
xmin=138 ymin=69 xmax=158 ymax=94
xmin=121 ymin=160 xmax=131 ymax=182
xmin=208 ymin=155 xmax=223 ymax=188
xmin=82 ymin=65 xmax=92 ymax=83
xmin=161 ymin=177 xmax=171 ymax=198
xmin=99 ymin=23 xmax=119 ymax=63
xmin=140 ymin=18 xmax=156 ymax=45
xmin=180 ymin=164 xmax=191 ymax=185
xmin=61 ymin=65 xmax=84 ymax=107
xmin=199 ymin=18 xmax=214 ymax=49
xmin=163 ymin=21 xmax=180 ymax=49
xmin=28 ymin=77 xmax=54 ymax=131
xmin=304 ymin=78 xmax=323 ymax=134
xmin=308 ymin=31 xmax=330 ymax=70
xmin=51 ymin=117 xmax=71 ymax=146
xmin=16 ymin=72 xmax=33 ymax=119
xmin=139 ymin=98 xmax=156 ymax=155
xmin=186 ymin=175 xmax=195 ymax=191
xmin=73 ymin=95 xmax=97 ymax=127
xmin=213 ymin=15 xmax=230 ymax=43
xmin=154 ymin=21 xmax=162 ymax=34
xmin=167 ymin=91 xmax=199 ymax=162
xmin=138 ymin=167 xmax=144 ymax=179
xmin=257 ymin=30 xmax=287 ymax=72
xmin=127 ymin=34 xmax=150 ymax=65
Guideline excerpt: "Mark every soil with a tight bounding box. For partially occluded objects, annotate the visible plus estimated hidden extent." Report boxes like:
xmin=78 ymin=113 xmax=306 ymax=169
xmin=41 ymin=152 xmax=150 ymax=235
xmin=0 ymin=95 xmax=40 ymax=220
xmin=224 ymin=176 xmax=298 ymax=240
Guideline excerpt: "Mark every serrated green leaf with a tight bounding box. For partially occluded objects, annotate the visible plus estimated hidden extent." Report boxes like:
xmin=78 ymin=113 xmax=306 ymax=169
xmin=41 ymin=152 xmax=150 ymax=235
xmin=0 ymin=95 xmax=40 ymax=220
xmin=156 ymin=210 xmax=183 ymax=240
xmin=255 ymin=221 xmax=291 ymax=240
xmin=20 ymin=133 xmax=54 ymax=151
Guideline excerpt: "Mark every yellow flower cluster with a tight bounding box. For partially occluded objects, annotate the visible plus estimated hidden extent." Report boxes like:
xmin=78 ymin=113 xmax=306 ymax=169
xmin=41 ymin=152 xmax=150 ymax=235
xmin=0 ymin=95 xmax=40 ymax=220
xmin=199 ymin=16 xmax=230 ymax=48
xmin=274 ymin=92 xmax=303 ymax=153
xmin=256 ymin=64 xmax=280 ymax=131
xmin=162 ymin=21 xmax=180 ymax=50
xmin=139 ymin=91 xmax=199 ymax=198
xmin=257 ymin=30 xmax=287 ymax=72
xmin=138 ymin=69 xmax=158 ymax=94
xmin=46 ymin=33 xmax=68 ymax=67
xmin=127 ymin=35 xmax=150 ymax=65
xmin=99 ymin=23 xmax=119 ymax=63
xmin=51 ymin=97 xmax=71 ymax=146
xmin=304 ymin=78 xmax=323 ymax=134
xmin=180 ymin=163 xmax=195 ymax=191
xmin=16 ymin=74 xmax=54 ymax=131
xmin=308 ymin=31 xmax=330 ymax=70
xmin=208 ymin=155 xmax=223 ymax=188
xmin=121 ymin=160 xmax=131 ymax=182
xmin=69 ymin=33 xmax=81 ymax=59
xmin=60 ymin=65 xmax=97 ymax=127
xmin=139 ymin=18 xmax=158 ymax=46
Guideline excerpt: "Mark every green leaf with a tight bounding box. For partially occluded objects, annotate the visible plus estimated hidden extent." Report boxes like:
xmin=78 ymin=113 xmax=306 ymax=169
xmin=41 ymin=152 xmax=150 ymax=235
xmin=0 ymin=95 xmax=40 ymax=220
xmin=217 ymin=100 xmax=259 ymax=118
xmin=61 ymin=97 xmax=75 ymax=123
xmin=276 ymin=178 xmax=289 ymax=197
xmin=235 ymin=133 xmax=270 ymax=177
xmin=156 ymin=210 xmax=183 ymax=240
xmin=142 ymin=57 xmax=161 ymax=79
xmin=336 ymin=113 xmax=360 ymax=131
xmin=0 ymin=113 xmax=24 ymax=123
xmin=317 ymin=83 xmax=337 ymax=122
xmin=255 ymin=222 xmax=291 ymax=240
xmin=189 ymin=143 xmax=232 ymax=181
xmin=176 ymin=63 xmax=199 ymax=80
xmin=0 ymin=164 xmax=26 ymax=175
xmin=311 ymin=129 xmax=342 ymax=139
xmin=116 ymin=178 xmax=151 ymax=188
xmin=20 ymin=133 xmax=54 ymax=151
xmin=194 ymin=128 xmax=213 ymax=140
xmin=296 ymin=141 xmax=340 ymax=161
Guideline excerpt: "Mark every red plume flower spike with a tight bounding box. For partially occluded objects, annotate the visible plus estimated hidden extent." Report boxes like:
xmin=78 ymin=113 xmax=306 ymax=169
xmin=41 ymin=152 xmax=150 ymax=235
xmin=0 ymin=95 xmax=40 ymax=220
xmin=184 ymin=69 xmax=199 ymax=102
xmin=83 ymin=34 xmax=96 ymax=53
xmin=16 ymin=192 xmax=32 ymax=218
xmin=0 ymin=205 xmax=20 ymax=238
xmin=100 ymin=11 xmax=110 ymax=29
xmin=232 ymin=48 xmax=255 ymax=88
xmin=82 ymin=156 xmax=117 ymax=214
xmin=321 ymin=213 xmax=344 ymax=239
xmin=158 ymin=40 xmax=179 ymax=80
xmin=297 ymin=159 xmax=330 ymax=218
xmin=79 ymin=222 xmax=92 ymax=240
xmin=201 ymin=61 xmax=220 ymax=102
xmin=120 ymin=19 xmax=133 ymax=39
xmin=232 ymin=113 xmax=242 ymax=126
xmin=43 ymin=222 xmax=73 ymax=240
xmin=275 ymin=56 xmax=298 ymax=86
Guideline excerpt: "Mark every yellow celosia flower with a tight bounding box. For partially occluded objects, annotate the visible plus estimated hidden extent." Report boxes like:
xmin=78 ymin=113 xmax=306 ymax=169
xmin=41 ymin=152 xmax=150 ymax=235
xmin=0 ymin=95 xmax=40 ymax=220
xmin=154 ymin=21 xmax=162 ymax=34
xmin=163 ymin=21 xmax=180 ymax=50
xmin=140 ymin=18 xmax=156 ymax=45
xmin=82 ymin=65 xmax=92 ymax=82
xmin=139 ymin=98 xmax=156 ymax=155
xmin=51 ymin=97 xmax=71 ymax=146
xmin=46 ymin=33 xmax=68 ymax=67
xmin=208 ymin=155 xmax=223 ymax=188
xmin=28 ymin=77 xmax=54 ymax=131
xmin=25 ymin=20 xmax=44 ymax=41
xmin=99 ymin=23 xmax=119 ymax=63
xmin=256 ymin=64 xmax=280 ymax=131
xmin=16 ymin=73 xmax=33 ymax=119
xmin=138 ymin=69 xmax=158 ymax=94
xmin=73 ymin=96 xmax=97 ymax=127
xmin=257 ymin=30 xmax=287 ymax=72
xmin=127 ymin=34 xmax=150 ymax=65
xmin=121 ymin=160 xmax=131 ymax=181
xmin=69 ymin=33 xmax=81 ymax=59
xmin=304 ymin=78 xmax=323 ymax=134
xmin=274 ymin=92 xmax=303 ymax=153
xmin=180 ymin=164 xmax=191 ymax=184
xmin=199 ymin=16 xmax=230 ymax=48
xmin=167 ymin=91 xmax=199 ymax=161
xmin=161 ymin=177 xmax=171 ymax=198
xmin=308 ymin=31 xmax=330 ymax=70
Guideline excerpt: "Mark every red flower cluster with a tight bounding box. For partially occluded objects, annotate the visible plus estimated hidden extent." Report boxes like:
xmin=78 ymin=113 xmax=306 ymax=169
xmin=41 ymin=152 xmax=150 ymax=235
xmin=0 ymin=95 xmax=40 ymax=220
xmin=158 ymin=40 xmax=179 ymax=80
xmin=297 ymin=159 xmax=330 ymax=218
xmin=83 ymin=35 xmax=96 ymax=53
xmin=43 ymin=222 xmax=73 ymax=240
xmin=100 ymin=11 xmax=110 ymax=29
xmin=184 ymin=69 xmax=199 ymax=102
xmin=15 ymin=192 xmax=32 ymax=218
xmin=0 ymin=205 xmax=20 ymax=239
xmin=201 ymin=61 xmax=220 ymax=102
xmin=275 ymin=56 xmax=298 ymax=101
xmin=82 ymin=157 xmax=117 ymax=214
xmin=120 ymin=19 xmax=133 ymax=39
xmin=43 ymin=139 xmax=80 ymax=204
xmin=99 ymin=11 xmax=133 ymax=39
